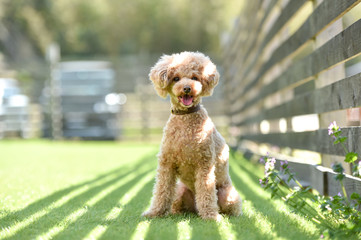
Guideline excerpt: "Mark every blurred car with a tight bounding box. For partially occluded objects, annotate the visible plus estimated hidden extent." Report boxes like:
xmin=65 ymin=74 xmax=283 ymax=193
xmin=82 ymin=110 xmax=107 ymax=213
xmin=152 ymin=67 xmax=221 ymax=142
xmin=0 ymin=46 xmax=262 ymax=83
xmin=41 ymin=61 xmax=126 ymax=140
xmin=0 ymin=78 xmax=30 ymax=138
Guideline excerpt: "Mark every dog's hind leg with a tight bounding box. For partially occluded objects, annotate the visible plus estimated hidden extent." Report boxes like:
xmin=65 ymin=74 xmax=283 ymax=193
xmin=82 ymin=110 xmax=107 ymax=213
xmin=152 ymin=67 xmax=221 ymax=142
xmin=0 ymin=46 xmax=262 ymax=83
xmin=172 ymin=181 xmax=196 ymax=214
xmin=217 ymin=184 xmax=242 ymax=216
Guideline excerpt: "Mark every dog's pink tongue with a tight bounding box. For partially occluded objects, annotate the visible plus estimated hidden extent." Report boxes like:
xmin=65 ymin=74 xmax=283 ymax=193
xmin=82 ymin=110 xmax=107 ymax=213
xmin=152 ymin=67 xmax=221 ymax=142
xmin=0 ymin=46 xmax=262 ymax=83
xmin=181 ymin=95 xmax=193 ymax=106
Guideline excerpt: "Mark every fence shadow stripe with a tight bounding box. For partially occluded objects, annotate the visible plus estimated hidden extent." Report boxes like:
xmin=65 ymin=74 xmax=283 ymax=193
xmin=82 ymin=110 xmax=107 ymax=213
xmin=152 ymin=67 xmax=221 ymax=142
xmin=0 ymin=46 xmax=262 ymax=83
xmin=0 ymin=152 xmax=156 ymax=230
xmin=229 ymin=165 xmax=318 ymax=239
xmin=98 ymin=179 xmax=154 ymax=240
xmin=228 ymin=211 xmax=270 ymax=239
xmin=144 ymin=217 xmax=178 ymax=240
xmin=50 ymin=170 xmax=153 ymax=240
xmin=190 ymin=218 xmax=222 ymax=240
xmin=2 ymin=154 xmax=156 ymax=240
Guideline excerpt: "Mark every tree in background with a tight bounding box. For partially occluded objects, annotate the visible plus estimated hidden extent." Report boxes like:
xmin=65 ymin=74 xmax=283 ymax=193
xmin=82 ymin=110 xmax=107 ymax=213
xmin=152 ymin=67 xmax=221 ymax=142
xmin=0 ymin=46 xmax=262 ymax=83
xmin=0 ymin=0 xmax=244 ymax=58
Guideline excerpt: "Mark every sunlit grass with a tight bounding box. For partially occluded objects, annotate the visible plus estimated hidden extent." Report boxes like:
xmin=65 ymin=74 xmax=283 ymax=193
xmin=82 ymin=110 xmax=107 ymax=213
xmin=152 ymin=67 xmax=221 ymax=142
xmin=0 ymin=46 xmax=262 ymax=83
xmin=130 ymin=220 xmax=151 ymax=240
xmin=177 ymin=220 xmax=192 ymax=240
xmin=0 ymin=140 xmax=320 ymax=239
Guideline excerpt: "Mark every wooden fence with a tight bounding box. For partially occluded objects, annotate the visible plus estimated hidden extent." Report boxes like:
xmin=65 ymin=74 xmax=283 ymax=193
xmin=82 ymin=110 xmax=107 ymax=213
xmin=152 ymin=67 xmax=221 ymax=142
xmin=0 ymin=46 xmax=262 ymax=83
xmin=223 ymin=0 xmax=361 ymax=197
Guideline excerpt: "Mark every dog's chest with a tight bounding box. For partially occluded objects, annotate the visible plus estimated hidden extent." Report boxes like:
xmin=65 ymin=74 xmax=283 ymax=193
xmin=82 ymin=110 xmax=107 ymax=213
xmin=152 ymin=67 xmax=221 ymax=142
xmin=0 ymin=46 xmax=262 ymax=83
xmin=161 ymin=113 xmax=214 ymax=165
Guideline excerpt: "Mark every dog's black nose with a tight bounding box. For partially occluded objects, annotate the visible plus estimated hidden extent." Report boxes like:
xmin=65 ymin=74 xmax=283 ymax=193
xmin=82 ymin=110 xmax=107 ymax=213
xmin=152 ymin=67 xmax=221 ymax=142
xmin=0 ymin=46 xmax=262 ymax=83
xmin=184 ymin=86 xmax=191 ymax=94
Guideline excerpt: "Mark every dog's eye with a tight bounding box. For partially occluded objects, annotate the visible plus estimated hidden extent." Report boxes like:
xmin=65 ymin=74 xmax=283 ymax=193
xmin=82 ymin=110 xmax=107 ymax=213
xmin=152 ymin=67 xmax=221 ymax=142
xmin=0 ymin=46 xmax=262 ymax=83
xmin=173 ymin=77 xmax=180 ymax=82
xmin=191 ymin=76 xmax=198 ymax=80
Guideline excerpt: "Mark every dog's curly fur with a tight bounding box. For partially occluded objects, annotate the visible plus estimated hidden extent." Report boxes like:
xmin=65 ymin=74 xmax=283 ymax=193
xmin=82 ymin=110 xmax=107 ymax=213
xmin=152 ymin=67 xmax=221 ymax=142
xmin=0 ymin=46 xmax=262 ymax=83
xmin=142 ymin=51 xmax=242 ymax=220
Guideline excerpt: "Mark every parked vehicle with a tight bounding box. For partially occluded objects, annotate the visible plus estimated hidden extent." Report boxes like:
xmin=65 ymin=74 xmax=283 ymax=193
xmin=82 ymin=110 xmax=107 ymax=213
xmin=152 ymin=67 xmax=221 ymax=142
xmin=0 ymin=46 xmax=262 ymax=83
xmin=41 ymin=61 xmax=125 ymax=140
xmin=0 ymin=78 xmax=30 ymax=138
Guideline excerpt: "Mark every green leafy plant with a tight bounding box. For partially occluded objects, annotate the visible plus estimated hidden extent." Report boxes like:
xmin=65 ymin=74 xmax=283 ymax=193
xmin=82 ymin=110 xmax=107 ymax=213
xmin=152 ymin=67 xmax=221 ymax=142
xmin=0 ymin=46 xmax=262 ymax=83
xmin=328 ymin=121 xmax=360 ymax=177
xmin=259 ymin=121 xmax=361 ymax=238
xmin=259 ymin=156 xmax=335 ymax=234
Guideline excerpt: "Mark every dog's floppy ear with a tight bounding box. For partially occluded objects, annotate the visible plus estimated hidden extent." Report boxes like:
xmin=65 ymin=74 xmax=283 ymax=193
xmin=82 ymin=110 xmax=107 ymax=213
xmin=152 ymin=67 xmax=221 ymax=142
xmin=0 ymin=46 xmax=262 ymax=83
xmin=149 ymin=54 xmax=173 ymax=98
xmin=201 ymin=60 xmax=219 ymax=96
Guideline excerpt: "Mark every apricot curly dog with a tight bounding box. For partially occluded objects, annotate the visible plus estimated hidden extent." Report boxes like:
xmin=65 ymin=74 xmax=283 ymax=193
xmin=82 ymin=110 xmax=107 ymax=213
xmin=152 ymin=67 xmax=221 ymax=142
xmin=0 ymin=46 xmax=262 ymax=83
xmin=142 ymin=51 xmax=242 ymax=220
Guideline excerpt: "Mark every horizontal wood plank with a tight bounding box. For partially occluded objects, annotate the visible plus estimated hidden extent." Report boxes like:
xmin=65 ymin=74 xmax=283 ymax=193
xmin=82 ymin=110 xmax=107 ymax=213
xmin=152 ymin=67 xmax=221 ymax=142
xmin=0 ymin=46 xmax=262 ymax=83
xmin=240 ymin=127 xmax=361 ymax=156
xmin=326 ymin=171 xmax=361 ymax=197
xmin=233 ymin=18 xmax=361 ymax=114
xmin=223 ymin=0 xmax=264 ymax=73
xmin=234 ymin=0 xmax=307 ymax=93
xmin=250 ymin=150 xmax=361 ymax=196
xmin=230 ymin=0 xmax=361 ymax=103
xmin=223 ymin=0 xmax=261 ymax=64
xmin=238 ymin=146 xmax=361 ymax=197
xmin=236 ymin=73 xmax=361 ymax=125
xmin=225 ymin=0 xmax=278 ymax=89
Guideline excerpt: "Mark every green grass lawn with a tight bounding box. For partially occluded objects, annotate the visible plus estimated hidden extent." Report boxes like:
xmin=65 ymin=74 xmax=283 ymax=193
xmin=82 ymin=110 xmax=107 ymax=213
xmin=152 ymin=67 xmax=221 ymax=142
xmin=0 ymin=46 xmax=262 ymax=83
xmin=0 ymin=140 xmax=320 ymax=240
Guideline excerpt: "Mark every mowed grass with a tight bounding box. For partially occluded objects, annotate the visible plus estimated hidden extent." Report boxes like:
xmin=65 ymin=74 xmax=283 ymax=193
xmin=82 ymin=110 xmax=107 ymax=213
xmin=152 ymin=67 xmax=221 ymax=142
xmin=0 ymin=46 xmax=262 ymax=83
xmin=0 ymin=140 xmax=320 ymax=240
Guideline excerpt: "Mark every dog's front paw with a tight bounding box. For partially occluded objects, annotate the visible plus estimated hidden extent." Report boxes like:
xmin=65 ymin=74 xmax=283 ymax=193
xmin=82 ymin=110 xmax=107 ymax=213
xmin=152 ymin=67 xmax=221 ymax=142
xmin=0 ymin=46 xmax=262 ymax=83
xmin=201 ymin=213 xmax=222 ymax=221
xmin=142 ymin=210 xmax=157 ymax=218
xmin=142 ymin=209 xmax=167 ymax=218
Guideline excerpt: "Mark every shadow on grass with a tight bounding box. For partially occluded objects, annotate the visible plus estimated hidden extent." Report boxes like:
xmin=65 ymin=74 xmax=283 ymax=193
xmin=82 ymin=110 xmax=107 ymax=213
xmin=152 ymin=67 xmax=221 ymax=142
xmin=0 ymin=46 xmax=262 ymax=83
xmin=229 ymin=160 xmax=318 ymax=240
xmin=94 ymin=176 xmax=224 ymax=240
xmin=2 ymin=152 xmax=157 ymax=240
xmin=50 ymin=171 xmax=153 ymax=240
xmin=142 ymin=213 xmax=223 ymax=240
xmin=190 ymin=217 xmax=222 ymax=240
xmin=144 ymin=216 xmax=179 ymax=240
xmin=0 ymin=152 xmax=156 ymax=230
xmin=98 ymin=179 xmax=155 ymax=239
xmin=142 ymin=209 xmax=223 ymax=240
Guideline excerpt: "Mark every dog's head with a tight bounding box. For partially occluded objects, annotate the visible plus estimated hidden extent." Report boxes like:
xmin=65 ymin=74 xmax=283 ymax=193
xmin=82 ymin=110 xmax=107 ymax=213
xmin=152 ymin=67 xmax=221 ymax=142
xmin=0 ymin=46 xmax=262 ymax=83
xmin=149 ymin=51 xmax=219 ymax=108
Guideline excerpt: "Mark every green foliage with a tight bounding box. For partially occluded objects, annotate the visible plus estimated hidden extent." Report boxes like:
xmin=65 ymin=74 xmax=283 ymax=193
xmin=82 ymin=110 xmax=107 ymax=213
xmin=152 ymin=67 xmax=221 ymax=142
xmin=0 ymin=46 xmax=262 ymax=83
xmin=260 ymin=155 xmax=361 ymax=238
xmin=259 ymin=122 xmax=361 ymax=238
xmin=1 ymin=0 xmax=244 ymax=57
xmin=328 ymin=121 xmax=360 ymax=175
xmin=345 ymin=152 xmax=358 ymax=163
xmin=332 ymin=163 xmax=345 ymax=182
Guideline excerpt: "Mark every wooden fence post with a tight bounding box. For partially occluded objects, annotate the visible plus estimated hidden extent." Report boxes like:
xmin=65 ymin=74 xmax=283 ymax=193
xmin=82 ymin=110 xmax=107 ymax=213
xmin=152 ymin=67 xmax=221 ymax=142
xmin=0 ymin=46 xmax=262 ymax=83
xmin=136 ymin=83 xmax=150 ymax=142
xmin=47 ymin=43 xmax=63 ymax=140
xmin=313 ymin=0 xmax=349 ymax=173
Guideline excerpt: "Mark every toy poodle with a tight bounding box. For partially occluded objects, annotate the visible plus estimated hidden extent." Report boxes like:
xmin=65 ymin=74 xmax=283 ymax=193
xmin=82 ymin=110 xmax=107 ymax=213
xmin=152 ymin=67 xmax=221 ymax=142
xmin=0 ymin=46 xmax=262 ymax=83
xmin=142 ymin=51 xmax=242 ymax=220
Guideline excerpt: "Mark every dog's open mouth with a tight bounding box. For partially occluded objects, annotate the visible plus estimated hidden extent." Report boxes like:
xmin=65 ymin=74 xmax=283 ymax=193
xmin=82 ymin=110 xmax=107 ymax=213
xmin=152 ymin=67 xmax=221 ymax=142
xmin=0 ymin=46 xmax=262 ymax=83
xmin=178 ymin=95 xmax=193 ymax=106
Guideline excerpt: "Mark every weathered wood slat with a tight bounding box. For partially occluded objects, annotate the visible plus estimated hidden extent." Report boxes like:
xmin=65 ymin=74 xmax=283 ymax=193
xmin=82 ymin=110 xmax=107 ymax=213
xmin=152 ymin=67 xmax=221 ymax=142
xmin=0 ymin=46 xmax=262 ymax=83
xmin=223 ymin=0 xmax=263 ymax=74
xmin=276 ymin=158 xmax=361 ymax=197
xmin=223 ymin=17 xmax=242 ymax=60
xmin=231 ymin=0 xmax=279 ymax=74
xmin=261 ymin=0 xmax=307 ymax=53
xmin=236 ymin=72 xmax=361 ymax=126
xmin=233 ymin=18 xmax=361 ymax=114
xmin=240 ymin=127 xmax=361 ymax=156
xmin=275 ymin=159 xmax=313 ymax=186
xmin=238 ymin=147 xmax=361 ymax=197
xmin=225 ymin=0 xmax=278 ymax=89
xmin=311 ymin=166 xmax=329 ymax=196
xmin=246 ymin=150 xmax=361 ymax=197
xmin=231 ymin=0 xmax=307 ymax=96
xmin=326 ymin=171 xmax=361 ymax=198
xmin=223 ymin=0 xmax=261 ymax=64
xmin=231 ymin=0 xmax=361 ymax=103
